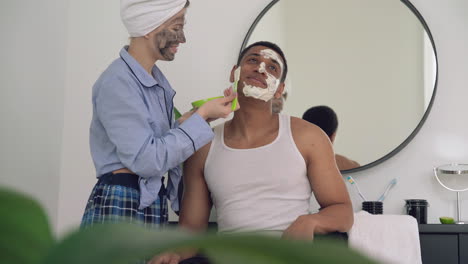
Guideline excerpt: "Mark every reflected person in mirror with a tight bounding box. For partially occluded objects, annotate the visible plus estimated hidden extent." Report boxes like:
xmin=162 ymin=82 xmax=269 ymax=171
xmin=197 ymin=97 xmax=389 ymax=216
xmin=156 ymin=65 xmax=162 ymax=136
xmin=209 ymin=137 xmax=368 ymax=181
xmin=81 ymin=0 xmax=237 ymax=234
xmin=150 ymin=41 xmax=354 ymax=264
xmin=302 ymin=105 xmax=360 ymax=171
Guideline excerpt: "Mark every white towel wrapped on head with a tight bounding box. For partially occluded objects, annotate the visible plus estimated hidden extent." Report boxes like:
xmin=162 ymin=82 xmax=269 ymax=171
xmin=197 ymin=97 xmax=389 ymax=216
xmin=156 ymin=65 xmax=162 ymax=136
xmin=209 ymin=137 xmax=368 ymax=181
xmin=348 ymin=211 xmax=422 ymax=264
xmin=121 ymin=0 xmax=187 ymax=37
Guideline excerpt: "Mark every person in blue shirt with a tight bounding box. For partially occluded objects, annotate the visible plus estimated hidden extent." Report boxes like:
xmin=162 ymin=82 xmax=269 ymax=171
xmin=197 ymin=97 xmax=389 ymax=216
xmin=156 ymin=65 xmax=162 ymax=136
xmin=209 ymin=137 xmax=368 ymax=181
xmin=81 ymin=0 xmax=237 ymax=229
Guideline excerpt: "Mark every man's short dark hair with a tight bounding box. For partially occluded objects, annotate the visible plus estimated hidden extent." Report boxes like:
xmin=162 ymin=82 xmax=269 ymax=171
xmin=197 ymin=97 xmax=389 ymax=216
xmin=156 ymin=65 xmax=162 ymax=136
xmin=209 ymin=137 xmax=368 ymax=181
xmin=237 ymin=41 xmax=288 ymax=83
xmin=302 ymin=105 xmax=338 ymax=138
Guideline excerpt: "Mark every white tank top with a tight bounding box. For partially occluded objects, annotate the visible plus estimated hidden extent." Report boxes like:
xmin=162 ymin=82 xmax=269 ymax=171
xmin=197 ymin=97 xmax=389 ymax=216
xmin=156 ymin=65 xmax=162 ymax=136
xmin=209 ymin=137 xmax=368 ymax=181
xmin=204 ymin=114 xmax=311 ymax=234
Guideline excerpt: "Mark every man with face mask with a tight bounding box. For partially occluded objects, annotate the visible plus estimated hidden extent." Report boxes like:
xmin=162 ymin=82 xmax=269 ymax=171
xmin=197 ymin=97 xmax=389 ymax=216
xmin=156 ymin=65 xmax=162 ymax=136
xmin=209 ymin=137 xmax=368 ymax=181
xmin=153 ymin=41 xmax=353 ymax=263
xmin=81 ymin=0 xmax=237 ymax=230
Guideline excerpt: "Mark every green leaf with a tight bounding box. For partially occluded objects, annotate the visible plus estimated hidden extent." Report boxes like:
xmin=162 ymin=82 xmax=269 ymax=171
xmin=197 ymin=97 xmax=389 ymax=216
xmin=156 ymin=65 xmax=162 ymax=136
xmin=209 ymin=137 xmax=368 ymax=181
xmin=0 ymin=188 xmax=55 ymax=264
xmin=201 ymin=235 xmax=375 ymax=264
xmin=174 ymin=107 xmax=182 ymax=120
xmin=43 ymin=224 xmax=192 ymax=264
xmin=0 ymin=187 xmax=375 ymax=264
xmin=43 ymin=224 xmax=376 ymax=264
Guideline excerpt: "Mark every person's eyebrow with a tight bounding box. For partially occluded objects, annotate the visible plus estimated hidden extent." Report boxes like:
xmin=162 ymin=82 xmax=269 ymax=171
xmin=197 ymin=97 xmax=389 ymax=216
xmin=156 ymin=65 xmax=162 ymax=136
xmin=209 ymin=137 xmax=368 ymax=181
xmin=170 ymin=17 xmax=185 ymax=24
xmin=270 ymin=58 xmax=281 ymax=67
xmin=246 ymin=53 xmax=281 ymax=67
xmin=246 ymin=53 xmax=261 ymax=58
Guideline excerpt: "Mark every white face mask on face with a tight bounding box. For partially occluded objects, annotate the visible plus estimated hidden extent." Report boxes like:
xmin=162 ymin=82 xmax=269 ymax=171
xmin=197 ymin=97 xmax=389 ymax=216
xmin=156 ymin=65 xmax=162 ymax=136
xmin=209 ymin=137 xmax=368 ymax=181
xmin=242 ymin=49 xmax=283 ymax=102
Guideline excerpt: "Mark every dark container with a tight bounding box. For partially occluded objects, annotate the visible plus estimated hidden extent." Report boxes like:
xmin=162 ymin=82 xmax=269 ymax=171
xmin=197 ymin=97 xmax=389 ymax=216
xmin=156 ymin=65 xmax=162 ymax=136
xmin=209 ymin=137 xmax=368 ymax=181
xmin=362 ymin=201 xmax=383 ymax=214
xmin=405 ymin=199 xmax=428 ymax=224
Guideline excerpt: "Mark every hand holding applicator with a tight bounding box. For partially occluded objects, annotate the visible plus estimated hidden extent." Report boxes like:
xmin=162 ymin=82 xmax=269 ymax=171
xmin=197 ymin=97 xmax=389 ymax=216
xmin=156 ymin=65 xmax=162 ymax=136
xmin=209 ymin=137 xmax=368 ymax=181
xmin=231 ymin=67 xmax=241 ymax=111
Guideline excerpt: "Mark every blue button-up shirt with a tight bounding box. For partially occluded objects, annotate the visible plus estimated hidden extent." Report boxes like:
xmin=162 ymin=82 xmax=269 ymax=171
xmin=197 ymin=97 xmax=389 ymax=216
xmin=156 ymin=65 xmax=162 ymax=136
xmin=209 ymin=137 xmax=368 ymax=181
xmin=90 ymin=46 xmax=214 ymax=211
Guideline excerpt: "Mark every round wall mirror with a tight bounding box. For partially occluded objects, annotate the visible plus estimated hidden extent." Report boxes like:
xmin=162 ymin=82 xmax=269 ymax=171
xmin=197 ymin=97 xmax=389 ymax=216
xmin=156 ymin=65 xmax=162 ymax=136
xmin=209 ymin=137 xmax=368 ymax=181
xmin=241 ymin=0 xmax=438 ymax=173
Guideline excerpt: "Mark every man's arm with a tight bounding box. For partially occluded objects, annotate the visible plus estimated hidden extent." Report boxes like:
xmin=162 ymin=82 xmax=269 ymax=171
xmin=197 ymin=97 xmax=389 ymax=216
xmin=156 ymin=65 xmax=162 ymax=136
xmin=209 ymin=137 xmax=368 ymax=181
xmin=335 ymin=154 xmax=360 ymax=171
xmin=148 ymin=144 xmax=214 ymax=263
xmin=284 ymin=117 xmax=353 ymax=240
xmin=178 ymin=143 xmax=213 ymax=232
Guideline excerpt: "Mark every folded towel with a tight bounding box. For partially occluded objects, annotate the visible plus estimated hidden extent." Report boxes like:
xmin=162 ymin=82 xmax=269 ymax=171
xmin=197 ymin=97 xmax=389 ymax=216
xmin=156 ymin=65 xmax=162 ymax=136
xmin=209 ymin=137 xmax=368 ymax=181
xmin=348 ymin=211 xmax=422 ymax=264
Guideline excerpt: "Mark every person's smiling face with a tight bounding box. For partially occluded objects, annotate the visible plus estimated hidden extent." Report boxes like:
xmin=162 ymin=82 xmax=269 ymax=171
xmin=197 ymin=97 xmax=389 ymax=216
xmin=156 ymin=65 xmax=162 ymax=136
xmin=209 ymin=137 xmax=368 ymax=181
xmin=150 ymin=8 xmax=187 ymax=61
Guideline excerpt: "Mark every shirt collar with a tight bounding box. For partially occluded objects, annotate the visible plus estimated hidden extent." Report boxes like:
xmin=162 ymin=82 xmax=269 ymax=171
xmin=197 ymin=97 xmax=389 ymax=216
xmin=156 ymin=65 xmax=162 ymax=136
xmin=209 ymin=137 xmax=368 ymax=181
xmin=120 ymin=46 xmax=158 ymax=88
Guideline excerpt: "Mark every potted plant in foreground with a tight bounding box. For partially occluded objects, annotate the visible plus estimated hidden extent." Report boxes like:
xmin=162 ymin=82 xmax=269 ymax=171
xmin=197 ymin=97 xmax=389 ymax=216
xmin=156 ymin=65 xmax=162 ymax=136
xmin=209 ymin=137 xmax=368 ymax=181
xmin=0 ymin=188 xmax=375 ymax=264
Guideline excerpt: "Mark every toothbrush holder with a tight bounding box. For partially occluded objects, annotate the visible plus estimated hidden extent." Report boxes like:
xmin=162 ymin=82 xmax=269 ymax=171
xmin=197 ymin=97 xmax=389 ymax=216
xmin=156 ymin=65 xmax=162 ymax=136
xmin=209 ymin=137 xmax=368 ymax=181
xmin=362 ymin=201 xmax=383 ymax=215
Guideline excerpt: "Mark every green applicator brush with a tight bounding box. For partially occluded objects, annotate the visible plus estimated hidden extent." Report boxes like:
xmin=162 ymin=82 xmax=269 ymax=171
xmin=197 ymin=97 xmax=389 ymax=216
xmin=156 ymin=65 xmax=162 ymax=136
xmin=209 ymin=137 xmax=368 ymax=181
xmin=231 ymin=66 xmax=241 ymax=111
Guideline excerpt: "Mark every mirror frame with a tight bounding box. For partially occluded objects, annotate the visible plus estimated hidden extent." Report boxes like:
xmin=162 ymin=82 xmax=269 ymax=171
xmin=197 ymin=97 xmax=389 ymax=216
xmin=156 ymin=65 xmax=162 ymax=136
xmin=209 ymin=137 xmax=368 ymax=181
xmin=239 ymin=0 xmax=439 ymax=174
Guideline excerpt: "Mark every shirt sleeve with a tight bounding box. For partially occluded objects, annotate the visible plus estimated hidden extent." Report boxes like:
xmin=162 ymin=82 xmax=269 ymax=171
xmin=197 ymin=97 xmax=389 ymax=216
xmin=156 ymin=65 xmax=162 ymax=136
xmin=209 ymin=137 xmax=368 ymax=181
xmin=167 ymin=164 xmax=182 ymax=212
xmin=96 ymin=75 xmax=214 ymax=179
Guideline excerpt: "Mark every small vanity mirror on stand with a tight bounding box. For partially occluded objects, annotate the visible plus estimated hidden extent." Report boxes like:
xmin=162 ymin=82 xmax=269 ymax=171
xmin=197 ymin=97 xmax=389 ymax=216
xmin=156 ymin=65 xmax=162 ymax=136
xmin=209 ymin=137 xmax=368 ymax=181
xmin=434 ymin=164 xmax=468 ymax=224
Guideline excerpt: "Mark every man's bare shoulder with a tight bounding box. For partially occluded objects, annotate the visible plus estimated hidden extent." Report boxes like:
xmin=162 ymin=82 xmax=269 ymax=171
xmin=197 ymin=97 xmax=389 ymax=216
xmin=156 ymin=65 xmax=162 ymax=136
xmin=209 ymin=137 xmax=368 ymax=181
xmin=198 ymin=142 xmax=212 ymax=158
xmin=186 ymin=141 xmax=212 ymax=170
xmin=289 ymin=116 xmax=333 ymax=160
xmin=290 ymin=116 xmax=328 ymax=139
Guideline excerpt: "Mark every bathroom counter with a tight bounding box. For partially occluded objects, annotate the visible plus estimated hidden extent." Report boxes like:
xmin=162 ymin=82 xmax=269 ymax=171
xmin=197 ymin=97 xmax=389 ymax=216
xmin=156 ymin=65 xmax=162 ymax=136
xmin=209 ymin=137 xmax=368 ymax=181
xmin=419 ymin=223 xmax=468 ymax=233
xmin=419 ymin=224 xmax=468 ymax=264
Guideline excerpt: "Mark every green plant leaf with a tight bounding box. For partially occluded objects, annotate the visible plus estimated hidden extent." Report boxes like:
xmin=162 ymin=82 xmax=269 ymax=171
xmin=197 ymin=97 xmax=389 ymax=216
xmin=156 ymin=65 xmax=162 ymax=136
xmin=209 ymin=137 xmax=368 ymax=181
xmin=42 ymin=223 xmax=375 ymax=264
xmin=201 ymin=235 xmax=375 ymax=264
xmin=0 ymin=188 xmax=55 ymax=264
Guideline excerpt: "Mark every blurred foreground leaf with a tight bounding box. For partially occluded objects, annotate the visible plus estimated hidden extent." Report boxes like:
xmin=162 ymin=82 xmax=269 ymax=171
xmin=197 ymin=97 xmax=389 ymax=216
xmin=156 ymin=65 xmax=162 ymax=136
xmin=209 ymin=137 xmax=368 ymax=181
xmin=0 ymin=188 xmax=55 ymax=264
xmin=1 ymin=187 xmax=376 ymax=264
xmin=43 ymin=224 xmax=375 ymax=264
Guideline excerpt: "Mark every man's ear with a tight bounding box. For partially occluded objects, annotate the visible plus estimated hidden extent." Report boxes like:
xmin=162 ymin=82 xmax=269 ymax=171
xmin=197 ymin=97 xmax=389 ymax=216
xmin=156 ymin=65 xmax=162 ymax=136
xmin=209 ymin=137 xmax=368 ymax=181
xmin=273 ymin=83 xmax=286 ymax=99
xmin=229 ymin=65 xmax=237 ymax=83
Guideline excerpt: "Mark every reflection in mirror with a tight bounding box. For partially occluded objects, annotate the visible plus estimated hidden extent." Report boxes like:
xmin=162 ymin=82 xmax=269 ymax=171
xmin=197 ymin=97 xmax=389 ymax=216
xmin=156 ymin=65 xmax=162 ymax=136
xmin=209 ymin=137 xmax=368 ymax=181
xmin=243 ymin=0 xmax=437 ymax=173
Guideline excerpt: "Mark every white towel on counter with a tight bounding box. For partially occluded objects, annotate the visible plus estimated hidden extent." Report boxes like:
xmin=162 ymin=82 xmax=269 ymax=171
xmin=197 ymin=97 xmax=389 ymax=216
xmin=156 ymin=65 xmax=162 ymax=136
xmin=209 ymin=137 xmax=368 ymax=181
xmin=348 ymin=211 xmax=422 ymax=264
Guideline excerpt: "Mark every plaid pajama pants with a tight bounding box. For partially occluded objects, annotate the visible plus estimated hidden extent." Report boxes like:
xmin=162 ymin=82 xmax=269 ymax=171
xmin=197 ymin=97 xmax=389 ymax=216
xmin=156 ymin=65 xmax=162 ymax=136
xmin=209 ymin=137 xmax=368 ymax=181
xmin=81 ymin=177 xmax=168 ymax=229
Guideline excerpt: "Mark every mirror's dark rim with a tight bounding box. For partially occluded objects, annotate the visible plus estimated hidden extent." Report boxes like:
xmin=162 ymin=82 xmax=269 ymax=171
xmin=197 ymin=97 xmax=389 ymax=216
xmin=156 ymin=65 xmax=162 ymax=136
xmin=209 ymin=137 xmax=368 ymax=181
xmin=239 ymin=0 xmax=280 ymax=56
xmin=239 ymin=0 xmax=439 ymax=174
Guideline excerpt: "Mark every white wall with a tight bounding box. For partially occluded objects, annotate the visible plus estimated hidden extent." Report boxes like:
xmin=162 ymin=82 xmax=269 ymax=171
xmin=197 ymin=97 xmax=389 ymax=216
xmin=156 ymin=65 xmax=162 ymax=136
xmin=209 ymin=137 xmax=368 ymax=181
xmin=248 ymin=1 xmax=287 ymax=53
xmin=56 ymin=0 xmax=130 ymax=235
xmin=2 ymin=0 xmax=468 ymax=236
xmin=0 ymin=0 xmax=69 ymax=230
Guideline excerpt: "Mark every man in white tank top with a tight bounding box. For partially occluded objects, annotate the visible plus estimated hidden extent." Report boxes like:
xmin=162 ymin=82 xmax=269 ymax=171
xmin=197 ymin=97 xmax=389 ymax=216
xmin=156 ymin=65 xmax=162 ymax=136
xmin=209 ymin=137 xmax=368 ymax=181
xmin=151 ymin=41 xmax=354 ymax=263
